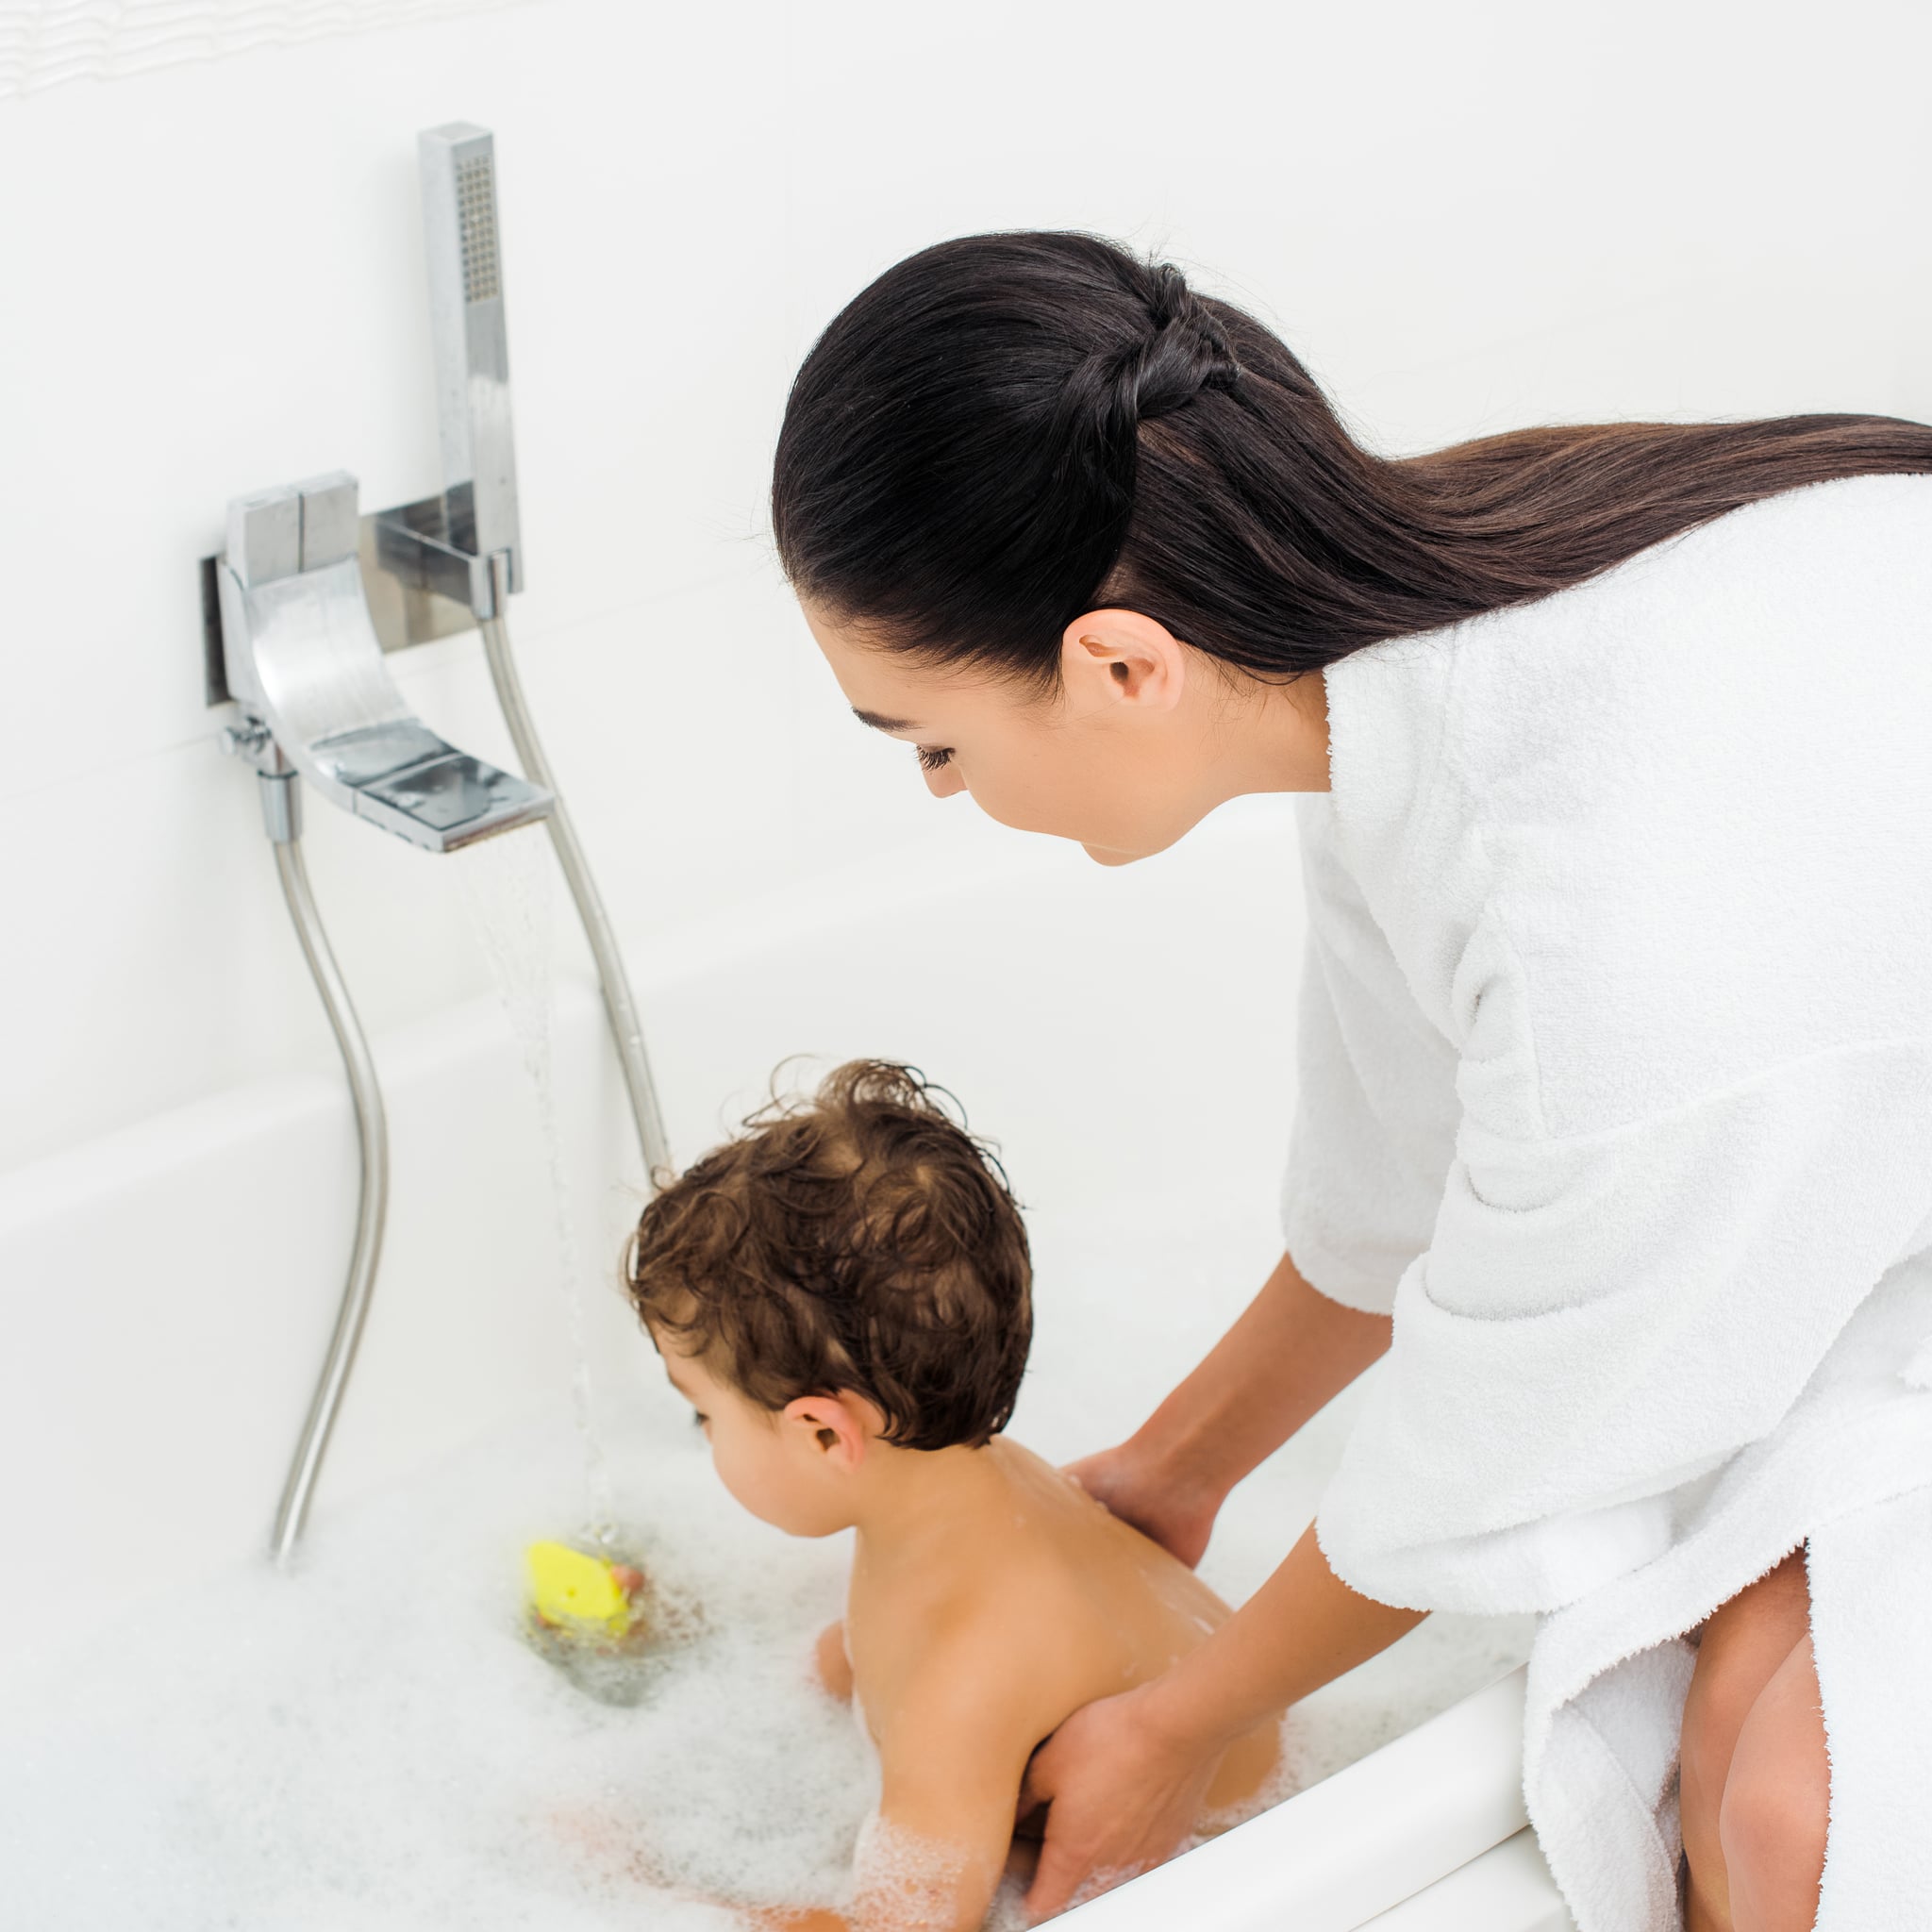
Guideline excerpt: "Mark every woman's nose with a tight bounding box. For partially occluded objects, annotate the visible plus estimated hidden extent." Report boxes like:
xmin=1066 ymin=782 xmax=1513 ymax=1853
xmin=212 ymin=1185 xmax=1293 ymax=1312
xmin=924 ymin=764 xmax=968 ymax=800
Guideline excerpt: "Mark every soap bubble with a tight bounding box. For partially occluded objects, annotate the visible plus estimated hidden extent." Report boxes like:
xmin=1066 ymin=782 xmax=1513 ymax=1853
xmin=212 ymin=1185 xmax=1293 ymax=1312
xmin=0 ymin=1208 xmax=1533 ymax=1928
xmin=0 ymin=1411 xmax=865 ymax=1929
xmin=845 ymin=1813 xmax=984 ymax=1930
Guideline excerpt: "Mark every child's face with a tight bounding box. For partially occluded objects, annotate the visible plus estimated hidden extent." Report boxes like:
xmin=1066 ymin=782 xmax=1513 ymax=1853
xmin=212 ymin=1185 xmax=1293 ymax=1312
xmin=654 ymin=1337 xmax=860 ymax=1539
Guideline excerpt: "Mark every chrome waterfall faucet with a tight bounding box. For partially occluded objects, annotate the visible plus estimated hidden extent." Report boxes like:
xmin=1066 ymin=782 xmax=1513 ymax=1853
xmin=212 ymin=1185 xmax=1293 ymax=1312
xmin=216 ymin=469 xmax=552 ymax=850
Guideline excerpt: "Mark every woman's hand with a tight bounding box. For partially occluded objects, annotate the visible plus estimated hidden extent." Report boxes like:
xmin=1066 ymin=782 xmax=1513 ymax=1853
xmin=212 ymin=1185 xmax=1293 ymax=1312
xmin=1014 ymin=1679 xmax=1226 ymax=1923
xmin=1017 ymin=1524 xmax=1434 ymax=1924
xmin=1062 ymin=1441 xmax=1220 ymax=1569
xmin=1062 ymin=1252 xmax=1394 ymax=1572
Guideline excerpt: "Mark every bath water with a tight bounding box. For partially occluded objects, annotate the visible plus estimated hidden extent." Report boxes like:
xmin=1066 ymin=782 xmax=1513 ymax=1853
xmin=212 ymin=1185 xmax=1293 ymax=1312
xmin=2 ymin=1407 xmax=870 ymax=1929
xmin=0 ymin=1189 xmax=1534 ymax=1928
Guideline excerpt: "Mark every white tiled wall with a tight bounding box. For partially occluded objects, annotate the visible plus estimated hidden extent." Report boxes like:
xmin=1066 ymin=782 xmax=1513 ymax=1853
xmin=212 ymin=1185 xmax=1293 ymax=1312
xmin=5 ymin=0 xmax=1928 ymax=1175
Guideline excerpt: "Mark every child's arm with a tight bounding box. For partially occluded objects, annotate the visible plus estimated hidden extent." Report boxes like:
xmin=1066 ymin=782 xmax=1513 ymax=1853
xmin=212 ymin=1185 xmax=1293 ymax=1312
xmin=605 ymin=1685 xmax=1025 ymax=1932
xmin=757 ymin=1633 xmax=1052 ymax=1932
xmin=813 ymin=1621 xmax=854 ymax=1702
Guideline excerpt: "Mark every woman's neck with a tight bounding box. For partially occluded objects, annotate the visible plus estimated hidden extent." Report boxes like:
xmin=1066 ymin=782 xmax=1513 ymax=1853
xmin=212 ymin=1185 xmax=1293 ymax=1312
xmin=1198 ymin=658 xmax=1331 ymax=798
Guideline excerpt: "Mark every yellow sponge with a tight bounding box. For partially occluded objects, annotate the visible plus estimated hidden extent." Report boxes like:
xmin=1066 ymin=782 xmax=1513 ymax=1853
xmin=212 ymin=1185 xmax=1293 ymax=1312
xmin=525 ymin=1540 xmax=641 ymax=1637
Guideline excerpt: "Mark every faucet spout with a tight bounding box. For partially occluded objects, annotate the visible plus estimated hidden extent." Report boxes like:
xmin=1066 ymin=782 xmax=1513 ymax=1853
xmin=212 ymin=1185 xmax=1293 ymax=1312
xmin=216 ymin=472 xmax=552 ymax=851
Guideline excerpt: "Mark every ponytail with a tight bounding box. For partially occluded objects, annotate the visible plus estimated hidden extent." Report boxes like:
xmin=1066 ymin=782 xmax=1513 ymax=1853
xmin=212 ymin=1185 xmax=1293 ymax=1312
xmin=772 ymin=230 xmax=1932 ymax=684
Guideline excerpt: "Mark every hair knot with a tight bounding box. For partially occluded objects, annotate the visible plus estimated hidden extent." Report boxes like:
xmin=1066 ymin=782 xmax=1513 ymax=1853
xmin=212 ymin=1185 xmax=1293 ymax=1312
xmin=1046 ymin=267 xmax=1241 ymax=528
xmin=1128 ymin=264 xmax=1241 ymax=421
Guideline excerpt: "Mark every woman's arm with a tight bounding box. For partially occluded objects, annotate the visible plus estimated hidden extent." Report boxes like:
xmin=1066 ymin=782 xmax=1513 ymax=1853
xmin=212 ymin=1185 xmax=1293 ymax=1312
xmin=1068 ymin=1249 xmax=1392 ymax=1564
xmin=1019 ymin=1520 xmax=1425 ymax=1920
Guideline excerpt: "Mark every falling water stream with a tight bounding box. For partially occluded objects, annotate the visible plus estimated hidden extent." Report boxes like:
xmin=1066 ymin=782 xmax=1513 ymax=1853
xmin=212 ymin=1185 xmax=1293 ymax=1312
xmin=457 ymin=824 xmax=616 ymax=1545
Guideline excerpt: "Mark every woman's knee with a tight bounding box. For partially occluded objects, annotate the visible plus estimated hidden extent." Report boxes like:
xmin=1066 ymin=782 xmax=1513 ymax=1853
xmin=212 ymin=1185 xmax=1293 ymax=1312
xmin=1681 ymin=1647 xmax=1760 ymax=1807
xmin=1716 ymin=1638 xmax=1829 ymax=1929
xmin=1717 ymin=1758 xmax=1827 ymax=1920
xmin=1681 ymin=1567 xmax=1805 ymax=1805
xmin=1683 ymin=1555 xmax=1811 ymax=1761
xmin=1680 ymin=1652 xmax=1759 ymax=1925
xmin=1679 ymin=1549 xmax=1817 ymax=1922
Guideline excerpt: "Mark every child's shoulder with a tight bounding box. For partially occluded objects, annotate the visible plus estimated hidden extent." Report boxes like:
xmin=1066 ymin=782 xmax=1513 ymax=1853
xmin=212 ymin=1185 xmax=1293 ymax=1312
xmin=911 ymin=1441 xmax=1121 ymax=1624
xmin=858 ymin=1516 xmax=1089 ymax=1685
xmin=858 ymin=1573 xmax=1081 ymax=1775
xmin=850 ymin=1452 xmax=1103 ymax=1699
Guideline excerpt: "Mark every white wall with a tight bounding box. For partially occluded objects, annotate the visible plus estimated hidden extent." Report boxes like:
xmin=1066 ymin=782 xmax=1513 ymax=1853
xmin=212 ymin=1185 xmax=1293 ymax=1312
xmin=4 ymin=0 xmax=1929 ymax=1176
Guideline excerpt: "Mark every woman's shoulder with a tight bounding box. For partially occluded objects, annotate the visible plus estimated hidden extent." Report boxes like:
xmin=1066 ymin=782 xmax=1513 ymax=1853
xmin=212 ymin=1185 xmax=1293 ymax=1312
xmin=1328 ymin=466 xmax=1932 ymax=854
xmin=1654 ymin=467 xmax=1932 ymax=583
xmin=1319 ymin=469 xmax=1932 ymax=1132
xmin=1474 ymin=467 xmax=1932 ymax=669
xmin=1326 ymin=469 xmax=1932 ymax=754
xmin=1447 ymin=467 xmax=1932 ymax=793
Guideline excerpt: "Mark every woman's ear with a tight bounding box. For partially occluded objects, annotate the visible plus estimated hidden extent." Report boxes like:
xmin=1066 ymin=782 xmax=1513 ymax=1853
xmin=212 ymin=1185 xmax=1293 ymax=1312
xmin=781 ymin=1392 xmax=877 ymax=1472
xmin=1058 ymin=608 xmax=1190 ymax=714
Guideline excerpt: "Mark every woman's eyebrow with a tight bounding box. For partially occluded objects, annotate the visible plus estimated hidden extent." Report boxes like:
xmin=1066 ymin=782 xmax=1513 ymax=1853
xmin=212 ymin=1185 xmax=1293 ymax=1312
xmin=852 ymin=707 xmax=918 ymax=734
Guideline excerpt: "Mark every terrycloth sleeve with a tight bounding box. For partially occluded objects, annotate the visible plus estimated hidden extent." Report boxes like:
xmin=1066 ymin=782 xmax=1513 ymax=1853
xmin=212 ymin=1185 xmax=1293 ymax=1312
xmin=1278 ymin=801 xmax=1460 ymax=1316
xmin=1312 ymin=909 xmax=1932 ymax=1615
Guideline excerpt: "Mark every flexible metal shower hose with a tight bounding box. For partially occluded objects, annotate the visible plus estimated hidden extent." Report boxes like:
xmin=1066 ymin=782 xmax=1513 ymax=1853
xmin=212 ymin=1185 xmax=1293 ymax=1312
xmin=261 ymin=575 xmax=667 ymax=1559
xmin=479 ymin=554 xmax=672 ymax=1182
xmin=267 ymin=793 xmax=390 ymax=1563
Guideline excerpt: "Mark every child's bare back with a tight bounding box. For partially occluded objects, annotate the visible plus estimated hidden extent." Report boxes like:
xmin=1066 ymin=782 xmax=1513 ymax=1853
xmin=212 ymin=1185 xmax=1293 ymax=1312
xmin=824 ymin=1436 xmax=1279 ymax=1821
xmin=624 ymin=1062 xmax=1287 ymax=1929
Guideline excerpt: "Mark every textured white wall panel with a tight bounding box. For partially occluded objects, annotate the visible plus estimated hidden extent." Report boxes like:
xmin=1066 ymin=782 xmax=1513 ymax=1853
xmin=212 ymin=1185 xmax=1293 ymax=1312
xmin=1 ymin=0 xmax=1927 ymax=1176
xmin=0 ymin=0 xmax=537 ymax=96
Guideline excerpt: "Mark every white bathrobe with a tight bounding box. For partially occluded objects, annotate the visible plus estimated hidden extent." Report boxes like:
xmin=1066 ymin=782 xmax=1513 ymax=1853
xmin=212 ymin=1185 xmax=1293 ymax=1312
xmin=1277 ymin=472 xmax=1932 ymax=1931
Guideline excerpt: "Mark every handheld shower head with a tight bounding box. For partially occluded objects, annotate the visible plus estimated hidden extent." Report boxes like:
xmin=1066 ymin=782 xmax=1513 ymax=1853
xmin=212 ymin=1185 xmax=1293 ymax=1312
xmin=419 ymin=122 xmax=521 ymax=602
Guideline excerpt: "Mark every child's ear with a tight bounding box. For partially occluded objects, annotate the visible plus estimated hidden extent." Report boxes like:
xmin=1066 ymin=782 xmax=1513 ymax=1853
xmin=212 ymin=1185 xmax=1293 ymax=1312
xmin=781 ymin=1392 xmax=878 ymax=1471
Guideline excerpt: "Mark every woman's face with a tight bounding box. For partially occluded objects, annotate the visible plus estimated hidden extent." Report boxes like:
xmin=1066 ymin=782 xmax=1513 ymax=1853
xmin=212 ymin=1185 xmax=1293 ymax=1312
xmin=801 ymin=600 xmax=1329 ymax=865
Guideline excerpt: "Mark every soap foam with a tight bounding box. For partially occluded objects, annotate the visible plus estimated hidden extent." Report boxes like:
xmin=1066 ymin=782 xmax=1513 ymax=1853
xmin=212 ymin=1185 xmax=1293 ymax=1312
xmin=849 ymin=1813 xmax=982 ymax=1930
xmin=0 ymin=1411 xmax=867 ymax=1928
xmin=0 ymin=1199 xmax=1533 ymax=1927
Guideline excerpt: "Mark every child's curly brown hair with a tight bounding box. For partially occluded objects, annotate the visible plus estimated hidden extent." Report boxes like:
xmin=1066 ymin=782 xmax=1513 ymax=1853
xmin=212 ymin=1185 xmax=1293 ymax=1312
xmin=624 ymin=1059 xmax=1032 ymax=1452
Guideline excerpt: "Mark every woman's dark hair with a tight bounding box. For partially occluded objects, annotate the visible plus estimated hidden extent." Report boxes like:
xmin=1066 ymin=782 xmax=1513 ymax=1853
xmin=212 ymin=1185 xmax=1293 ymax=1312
xmin=624 ymin=1058 xmax=1031 ymax=1453
xmin=772 ymin=230 xmax=1932 ymax=686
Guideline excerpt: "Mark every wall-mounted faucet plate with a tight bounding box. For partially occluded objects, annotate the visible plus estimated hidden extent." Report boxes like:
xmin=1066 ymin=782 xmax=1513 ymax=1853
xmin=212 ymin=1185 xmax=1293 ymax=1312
xmin=208 ymin=472 xmax=552 ymax=853
xmin=200 ymin=508 xmax=479 ymax=708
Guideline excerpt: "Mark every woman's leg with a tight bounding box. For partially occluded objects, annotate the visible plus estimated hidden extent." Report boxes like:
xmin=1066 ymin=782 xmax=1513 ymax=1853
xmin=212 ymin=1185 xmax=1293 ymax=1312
xmin=1678 ymin=1548 xmax=1813 ymax=1932
xmin=1717 ymin=1633 xmax=1829 ymax=1932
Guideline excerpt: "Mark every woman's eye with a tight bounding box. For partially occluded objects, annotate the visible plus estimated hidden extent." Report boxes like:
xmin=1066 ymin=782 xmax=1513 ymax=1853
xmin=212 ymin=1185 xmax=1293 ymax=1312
xmin=915 ymin=745 xmax=953 ymax=773
xmin=691 ymin=1410 xmax=708 ymax=1429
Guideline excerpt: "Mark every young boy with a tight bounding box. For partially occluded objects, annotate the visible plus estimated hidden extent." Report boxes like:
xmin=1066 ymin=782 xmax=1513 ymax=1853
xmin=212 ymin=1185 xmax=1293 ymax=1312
xmin=624 ymin=1059 xmax=1285 ymax=1931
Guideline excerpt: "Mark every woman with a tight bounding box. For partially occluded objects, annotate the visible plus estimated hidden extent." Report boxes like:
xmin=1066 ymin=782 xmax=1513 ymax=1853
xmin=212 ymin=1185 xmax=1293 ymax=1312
xmin=768 ymin=232 xmax=1932 ymax=1932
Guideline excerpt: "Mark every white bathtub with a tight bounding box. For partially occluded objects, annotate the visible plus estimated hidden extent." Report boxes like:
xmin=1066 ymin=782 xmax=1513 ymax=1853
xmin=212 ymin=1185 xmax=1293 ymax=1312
xmin=0 ymin=799 xmax=1570 ymax=1928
